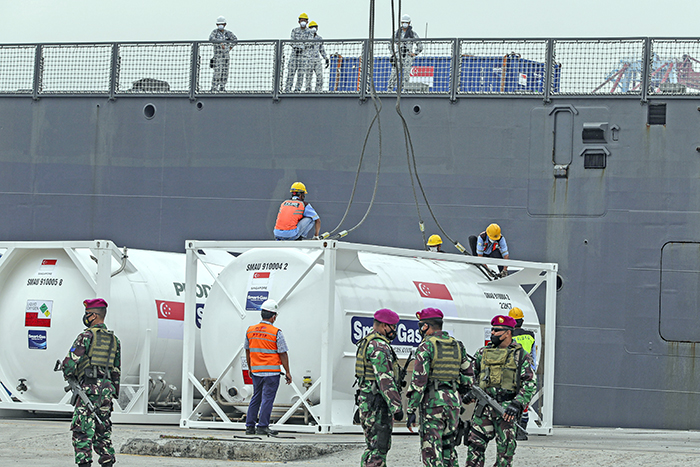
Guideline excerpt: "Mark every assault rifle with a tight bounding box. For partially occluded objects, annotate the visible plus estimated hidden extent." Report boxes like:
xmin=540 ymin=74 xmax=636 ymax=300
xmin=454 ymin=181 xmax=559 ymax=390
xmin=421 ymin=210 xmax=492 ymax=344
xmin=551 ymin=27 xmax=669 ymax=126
xmin=468 ymin=385 xmax=527 ymax=435
xmin=54 ymin=360 xmax=106 ymax=431
xmin=397 ymin=351 xmax=414 ymax=390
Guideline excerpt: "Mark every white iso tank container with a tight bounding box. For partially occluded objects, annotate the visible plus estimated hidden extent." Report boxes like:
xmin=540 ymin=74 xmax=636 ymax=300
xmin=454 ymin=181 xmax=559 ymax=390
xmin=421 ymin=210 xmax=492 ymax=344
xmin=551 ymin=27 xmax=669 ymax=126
xmin=200 ymin=246 xmax=541 ymax=426
xmin=0 ymin=242 xmax=224 ymax=409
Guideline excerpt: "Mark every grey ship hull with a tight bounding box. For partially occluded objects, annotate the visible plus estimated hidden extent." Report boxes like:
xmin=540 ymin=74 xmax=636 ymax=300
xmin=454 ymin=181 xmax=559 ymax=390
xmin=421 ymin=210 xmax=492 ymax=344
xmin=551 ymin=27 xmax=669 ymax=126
xmin=2 ymin=92 xmax=700 ymax=430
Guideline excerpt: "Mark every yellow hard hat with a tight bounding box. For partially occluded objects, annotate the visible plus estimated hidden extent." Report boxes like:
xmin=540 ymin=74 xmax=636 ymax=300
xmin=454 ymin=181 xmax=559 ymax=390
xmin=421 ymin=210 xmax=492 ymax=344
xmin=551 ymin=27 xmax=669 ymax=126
xmin=486 ymin=223 xmax=502 ymax=241
xmin=508 ymin=307 xmax=524 ymax=320
xmin=290 ymin=182 xmax=307 ymax=194
xmin=426 ymin=234 xmax=443 ymax=246
xmin=309 ymin=21 xmax=318 ymax=28
xmin=299 ymin=13 xmax=309 ymax=20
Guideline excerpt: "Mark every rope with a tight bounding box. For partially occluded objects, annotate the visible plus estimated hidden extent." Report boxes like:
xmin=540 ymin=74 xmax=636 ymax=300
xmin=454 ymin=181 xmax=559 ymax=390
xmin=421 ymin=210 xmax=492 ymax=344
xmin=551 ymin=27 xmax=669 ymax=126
xmin=325 ymin=0 xmax=383 ymax=239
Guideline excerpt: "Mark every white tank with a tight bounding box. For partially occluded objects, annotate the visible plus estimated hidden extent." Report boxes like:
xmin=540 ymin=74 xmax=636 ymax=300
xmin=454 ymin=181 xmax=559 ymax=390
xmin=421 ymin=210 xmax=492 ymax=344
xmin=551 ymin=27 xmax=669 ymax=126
xmin=200 ymin=246 xmax=541 ymax=424
xmin=0 ymin=243 xmax=224 ymax=406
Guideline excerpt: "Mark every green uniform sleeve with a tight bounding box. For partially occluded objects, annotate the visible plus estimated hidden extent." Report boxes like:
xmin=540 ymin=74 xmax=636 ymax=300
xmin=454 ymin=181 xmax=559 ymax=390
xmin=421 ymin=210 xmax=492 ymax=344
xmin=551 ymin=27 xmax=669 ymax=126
xmin=406 ymin=340 xmax=432 ymax=413
xmin=515 ymin=350 xmax=537 ymax=406
xmin=367 ymin=340 xmax=403 ymax=415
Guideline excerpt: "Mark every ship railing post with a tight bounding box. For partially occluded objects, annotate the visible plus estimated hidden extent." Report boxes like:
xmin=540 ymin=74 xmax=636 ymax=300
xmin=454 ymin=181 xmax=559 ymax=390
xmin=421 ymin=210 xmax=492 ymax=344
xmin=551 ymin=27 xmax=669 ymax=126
xmin=180 ymin=241 xmax=198 ymax=427
xmin=450 ymin=38 xmax=460 ymax=102
xmin=94 ymin=240 xmax=112 ymax=304
xmin=272 ymin=40 xmax=282 ymax=101
xmin=320 ymin=240 xmax=337 ymax=433
xmin=359 ymin=39 xmax=369 ymax=102
xmin=32 ymin=44 xmax=43 ymax=101
xmin=543 ymin=38 xmax=554 ymax=104
xmin=109 ymin=43 xmax=119 ymax=101
xmin=189 ymin=42 xmax=199 ymax=101
xmin=640 ymin=37 xmax=652 ymax=104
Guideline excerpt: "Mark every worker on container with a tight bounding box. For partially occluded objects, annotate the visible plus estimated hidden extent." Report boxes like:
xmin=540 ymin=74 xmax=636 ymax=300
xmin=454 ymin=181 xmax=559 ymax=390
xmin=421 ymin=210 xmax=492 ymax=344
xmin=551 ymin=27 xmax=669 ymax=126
xmin=469 ymin=223 xmax=509 ymax=277
xmin=285 ymin=13 xmax=313 ymax=92
xmin=355 ymin=308 xmax=404 ymax=467
xmin=273 ymin=182 xmax=321 ymax=240
xmin=209 ymin=16 xmax=238 ymax=92
xmin=406 ymin=307 xmax=470 ymax=467
xmin=387 ymin=14 xmax=423 ymax=92
xmin=464 ymin=315 xmax=537 ymax=467
xmin=303 ymin=21 xmax=329 ymax=92
xmin=427 ymin=234 xmax=444 ymax=252
xmin=244 ymin=299 xmax=292 ymax=436
xmin=508 ymin=307 xmax=536 ymax=441
xmin=61 ymin=298 xmax=121 ymax=467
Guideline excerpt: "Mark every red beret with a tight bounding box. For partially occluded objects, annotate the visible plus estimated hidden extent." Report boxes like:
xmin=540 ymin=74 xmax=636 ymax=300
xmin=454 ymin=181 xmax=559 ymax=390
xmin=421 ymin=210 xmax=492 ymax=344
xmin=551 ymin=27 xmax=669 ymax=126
xmin=491 ymin=315 xmax=516 ymax=329
xmin=416 ymin=307 xmax=443 ymax=320
xmin=374 ymin=308 xmax=400 ymax=325
xmin=84 ymin=298 xmax=108 ymax=309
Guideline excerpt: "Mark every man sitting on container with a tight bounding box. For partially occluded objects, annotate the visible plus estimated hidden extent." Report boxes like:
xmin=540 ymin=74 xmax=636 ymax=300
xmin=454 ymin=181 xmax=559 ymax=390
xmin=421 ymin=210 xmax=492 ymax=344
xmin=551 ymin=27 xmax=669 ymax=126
xmin=244 ymin=299 xmax=292 ymax=436
xmin=273 ymin=182 xmax=321 ymax=240
xmin=468 ymin=223 xmax=510 ymax=277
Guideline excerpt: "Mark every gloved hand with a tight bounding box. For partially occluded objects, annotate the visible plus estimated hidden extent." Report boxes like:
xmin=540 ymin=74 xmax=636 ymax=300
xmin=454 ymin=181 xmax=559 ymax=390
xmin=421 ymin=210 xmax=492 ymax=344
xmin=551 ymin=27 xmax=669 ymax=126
xmin=406 ymin=411 xmax=416 ymax=429
xmin=504 ymin=400 xmax=523 ymax=421
xmin=325 ymin=58 xmax=330 ymax=68
xmin=393 ymin=410 xmax=404 ymax=422
xmin=498 ymin=270 xmax=508 ymax=278
xmin=462 ymin=389 xmax=476 ymax=405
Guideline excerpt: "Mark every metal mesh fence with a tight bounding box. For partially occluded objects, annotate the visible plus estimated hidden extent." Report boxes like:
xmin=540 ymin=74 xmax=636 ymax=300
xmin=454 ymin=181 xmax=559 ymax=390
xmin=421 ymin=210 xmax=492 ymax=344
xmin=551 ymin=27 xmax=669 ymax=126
xmin=116 ymin=43 xmax=192 ymax=94
xmin=0 ymin=45 xmax=36 ymax=93
xmin=648 ymin=39 xmax=700 ymax=95
xmin=40 ymin=44 xmax=112 ymax=94
xmin=371 ymin=39 xmax=453 ymax=94
xmin=280 ymin=40 xmax=364 ymax=94
xmin=458 ymin=40 xmax=548 ymax=95
xmin=198 ymin=41 xmax=276 ymax=93
xmin=551 ymin=39 xmax=645 ymax=95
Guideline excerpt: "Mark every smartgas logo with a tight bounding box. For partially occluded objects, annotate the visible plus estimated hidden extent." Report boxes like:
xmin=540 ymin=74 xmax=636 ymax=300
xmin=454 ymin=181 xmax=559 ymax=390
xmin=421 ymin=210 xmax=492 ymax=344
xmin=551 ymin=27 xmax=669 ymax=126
xmin=28 ymin=330 xmax=47 ymax=350
xmin=245 ymin=291 xmax=269 ymax=311
xmin=351 ymin=316 xmax=421 ymax=347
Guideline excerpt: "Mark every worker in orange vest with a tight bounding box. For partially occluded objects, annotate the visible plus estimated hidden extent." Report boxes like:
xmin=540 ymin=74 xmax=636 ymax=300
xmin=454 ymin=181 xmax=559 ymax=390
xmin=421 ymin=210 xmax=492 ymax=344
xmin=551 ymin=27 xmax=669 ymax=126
xmin=273 ymin=182 xmax=321 ymax=240
xmin=244 ymin=299 xmax=292 ymax=436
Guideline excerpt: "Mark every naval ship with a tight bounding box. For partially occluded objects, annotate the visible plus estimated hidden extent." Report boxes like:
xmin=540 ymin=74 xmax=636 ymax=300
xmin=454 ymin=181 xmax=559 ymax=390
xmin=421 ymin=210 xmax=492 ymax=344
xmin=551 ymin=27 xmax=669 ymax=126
xmin=1 ymin=35 xmax=699 ymax=430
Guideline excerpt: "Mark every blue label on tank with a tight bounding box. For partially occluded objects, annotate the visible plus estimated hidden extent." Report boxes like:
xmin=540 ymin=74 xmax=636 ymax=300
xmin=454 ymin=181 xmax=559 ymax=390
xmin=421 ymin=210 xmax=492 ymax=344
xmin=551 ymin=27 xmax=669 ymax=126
xmin=28 ymin=330 xmax=47 ymax=350
xmin=195 ymin=303 xmax=204 ymax=329
xmin=351 ymin=316 xmax=421 ymax=348
xmin=245 ymin=291 xmax=269 ymax=311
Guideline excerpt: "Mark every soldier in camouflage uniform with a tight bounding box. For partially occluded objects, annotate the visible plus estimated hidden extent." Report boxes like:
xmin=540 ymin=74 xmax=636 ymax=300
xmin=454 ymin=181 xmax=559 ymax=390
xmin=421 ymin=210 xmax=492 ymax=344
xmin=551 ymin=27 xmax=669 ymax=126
xmin=209 ymin=16 xmax=238 ymax=92
xmin=464 ymin=315 xmax=537 ymax=467
xmin=61 ymin=298 xmax=121 ymax=467
xmin=285 ymin=13 xmax=313 ymax=92
xmin=406 ymin=308 xmax=470 ymax=467
xmin=355 ymin=308 xmax=404 ymax=467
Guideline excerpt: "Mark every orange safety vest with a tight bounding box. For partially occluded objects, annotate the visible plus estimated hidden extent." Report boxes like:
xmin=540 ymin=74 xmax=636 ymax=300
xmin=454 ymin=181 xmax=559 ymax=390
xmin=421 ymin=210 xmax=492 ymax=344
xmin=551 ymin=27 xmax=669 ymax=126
xmin=274 ymin=199 xmax=305 ymax=231
xmin=246 ymin=322 xmax=282 ymax=374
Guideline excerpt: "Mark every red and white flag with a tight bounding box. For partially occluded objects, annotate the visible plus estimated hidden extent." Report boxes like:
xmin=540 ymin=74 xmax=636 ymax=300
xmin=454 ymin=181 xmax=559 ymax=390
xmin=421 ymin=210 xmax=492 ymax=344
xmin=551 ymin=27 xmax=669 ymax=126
xmin=413 ymin=281 xmax=457 ymax=317
xmin=156 ymin=300 xmax=184 ymax=339
xmin=409 ymin=66 xmax=434 ymax=87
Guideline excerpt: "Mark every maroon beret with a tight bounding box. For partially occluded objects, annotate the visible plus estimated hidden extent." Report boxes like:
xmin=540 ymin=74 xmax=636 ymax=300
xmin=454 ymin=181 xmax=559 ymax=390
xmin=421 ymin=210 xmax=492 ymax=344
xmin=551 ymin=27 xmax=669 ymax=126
xmin=374 ymin=308 xmax=400 ymax=325
xmin=83 ymin=298 xmax=108 ymax=309
xmin=416 ymin=307 xmax=443 ymax=320
xmin=491 ymin=314 xmax=516 ymax=329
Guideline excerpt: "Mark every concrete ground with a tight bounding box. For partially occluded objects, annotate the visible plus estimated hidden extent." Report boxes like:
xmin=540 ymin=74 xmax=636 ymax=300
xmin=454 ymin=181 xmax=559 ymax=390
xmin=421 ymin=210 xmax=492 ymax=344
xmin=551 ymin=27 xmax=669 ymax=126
xmin=1 ymin=417 xmax=700 ymax=466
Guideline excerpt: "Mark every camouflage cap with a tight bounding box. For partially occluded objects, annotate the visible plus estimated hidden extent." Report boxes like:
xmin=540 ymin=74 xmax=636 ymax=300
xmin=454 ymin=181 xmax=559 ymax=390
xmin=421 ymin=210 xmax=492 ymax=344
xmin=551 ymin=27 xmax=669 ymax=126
xmin=83 ymin=298 xmax=108 ymax=309
xmin=416 ymin=307 xmax=443 ymax=320
xmin=491 ymin=314 xmax=516 ymax=329
xmin=374 ymin=308 xmax=400 ymax=325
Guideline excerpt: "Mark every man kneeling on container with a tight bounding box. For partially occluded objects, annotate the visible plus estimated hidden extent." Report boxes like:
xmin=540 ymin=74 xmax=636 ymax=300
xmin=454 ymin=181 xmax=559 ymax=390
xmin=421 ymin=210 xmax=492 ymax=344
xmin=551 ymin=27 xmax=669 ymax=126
xmin=245 ymin=299 xmax=292 ymax=436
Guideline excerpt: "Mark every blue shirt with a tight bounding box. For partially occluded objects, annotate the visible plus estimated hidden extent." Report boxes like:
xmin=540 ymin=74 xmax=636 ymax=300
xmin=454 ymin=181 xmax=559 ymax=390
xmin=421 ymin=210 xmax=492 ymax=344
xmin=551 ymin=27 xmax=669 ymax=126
xmin=273 ymin=196 xmax=319 ymax=238
xmin=476 ymin=235 xmax=508 ymax=256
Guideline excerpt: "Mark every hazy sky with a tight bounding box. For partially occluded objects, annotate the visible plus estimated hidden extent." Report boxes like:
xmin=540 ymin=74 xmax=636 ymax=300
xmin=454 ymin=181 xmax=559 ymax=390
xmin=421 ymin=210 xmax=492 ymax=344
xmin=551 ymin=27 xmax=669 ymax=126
xmin=2 ymin=0 xmax=700 ymax=44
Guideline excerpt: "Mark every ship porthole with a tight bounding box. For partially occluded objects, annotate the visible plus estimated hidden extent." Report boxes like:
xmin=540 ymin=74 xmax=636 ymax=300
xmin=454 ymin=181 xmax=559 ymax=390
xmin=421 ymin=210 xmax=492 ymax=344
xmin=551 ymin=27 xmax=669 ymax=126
xmin=143 ymin=103 xmax=156 ymax=119
xmin=557 ymin=274 xmax=564 ymax=291
xmin=196 ymin=101 xmax=204 ymax=111
xmin=412 ymin=105 xmax=421 ymax=115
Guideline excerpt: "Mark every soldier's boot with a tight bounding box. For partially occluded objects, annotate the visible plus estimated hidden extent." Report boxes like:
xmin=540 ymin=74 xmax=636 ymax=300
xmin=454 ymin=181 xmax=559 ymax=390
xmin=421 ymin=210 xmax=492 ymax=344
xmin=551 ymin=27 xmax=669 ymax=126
xmin=256 ymin=426 xmax=278 ymax=436
xmin=516 ymin=420 xmax=528 ymax=441
xmin=101 ymin=463 xmax=113 ymax=467
xmin=78 ymin=463 xmax=91 ymax=467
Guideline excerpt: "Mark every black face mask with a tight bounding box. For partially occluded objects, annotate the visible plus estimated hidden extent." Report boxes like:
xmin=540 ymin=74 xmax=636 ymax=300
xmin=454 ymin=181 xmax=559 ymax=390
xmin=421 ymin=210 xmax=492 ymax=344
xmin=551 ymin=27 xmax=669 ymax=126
xmin=419 ymin=322 xmax=429 ymax=340
xmin=83 ymin=312 xmax=94 ymax=327
xmin=490 ymin=334 xmax=503 ymax=347
xmin=385 ymin=325 xmax=397 ymax=341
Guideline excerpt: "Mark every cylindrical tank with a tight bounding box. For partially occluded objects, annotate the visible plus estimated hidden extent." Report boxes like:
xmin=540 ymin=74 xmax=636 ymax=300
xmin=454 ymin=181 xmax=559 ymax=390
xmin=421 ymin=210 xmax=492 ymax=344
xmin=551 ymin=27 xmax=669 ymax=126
xmin=0 ymin=244 xmax=222 ymax=407
xmin=201 ymin=247 xmax=541 ymax=424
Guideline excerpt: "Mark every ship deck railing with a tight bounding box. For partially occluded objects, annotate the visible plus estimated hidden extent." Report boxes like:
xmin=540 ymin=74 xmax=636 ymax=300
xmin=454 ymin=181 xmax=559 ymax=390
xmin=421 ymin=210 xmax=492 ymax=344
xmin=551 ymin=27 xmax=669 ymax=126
xmin=1 ymin=37 xmax=699 ymax=101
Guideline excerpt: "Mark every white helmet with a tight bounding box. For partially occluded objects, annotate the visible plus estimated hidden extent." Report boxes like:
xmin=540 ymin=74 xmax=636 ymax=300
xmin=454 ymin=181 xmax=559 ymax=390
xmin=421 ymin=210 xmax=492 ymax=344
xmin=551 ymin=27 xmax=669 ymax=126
xmin=401 ymin=14 xmax=411 ymax=23
xmin=261 ymin=299 xmax=279 ymax=314
xmin=216 ymin=16 xmax=226 ymax=24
